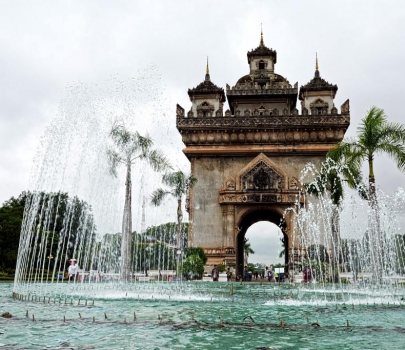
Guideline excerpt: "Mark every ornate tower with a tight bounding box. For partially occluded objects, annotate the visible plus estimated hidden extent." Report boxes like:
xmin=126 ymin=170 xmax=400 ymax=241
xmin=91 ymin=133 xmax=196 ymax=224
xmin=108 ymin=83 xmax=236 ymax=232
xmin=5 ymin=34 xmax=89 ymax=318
xmin=187 ymin=58 xmax=226 ymax=118
xmin=299 ymin=53 xmax=340 ymax=115
xmin=176 ymin=34 xmax=350 ymax=276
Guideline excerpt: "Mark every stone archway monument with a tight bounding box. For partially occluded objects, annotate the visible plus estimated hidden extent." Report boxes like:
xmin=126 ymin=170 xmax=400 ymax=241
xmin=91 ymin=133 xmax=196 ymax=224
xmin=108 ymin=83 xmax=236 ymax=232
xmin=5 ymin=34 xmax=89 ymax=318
xmin=176 ymin=34 xmax=350 ymax=277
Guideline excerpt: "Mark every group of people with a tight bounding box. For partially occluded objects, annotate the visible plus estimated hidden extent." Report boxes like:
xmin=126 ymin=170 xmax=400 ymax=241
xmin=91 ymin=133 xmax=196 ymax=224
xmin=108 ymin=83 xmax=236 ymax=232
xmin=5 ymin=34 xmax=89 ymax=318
xmin=210 ymin=265 xmax=289 ymax=283
xmin=210 ymin=265 xmax=233 ymax=282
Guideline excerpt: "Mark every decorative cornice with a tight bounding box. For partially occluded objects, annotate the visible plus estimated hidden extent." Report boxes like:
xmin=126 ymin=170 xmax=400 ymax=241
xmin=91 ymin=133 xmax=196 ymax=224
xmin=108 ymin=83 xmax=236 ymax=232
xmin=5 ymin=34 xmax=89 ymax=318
xmin=188 ymin=80 xmax=226 ymax=102
xmin=218 ymin=191 xmax=303 ymax=205
xmin=177 ymin=114 xmax=350 ymax=129
xmin=227 ymin=87 xmax=297 ymax=96
xmin=247 ymin=45 xmax=277 ymax=63
xmin=299 ymin=76 xmax=338 ymax=100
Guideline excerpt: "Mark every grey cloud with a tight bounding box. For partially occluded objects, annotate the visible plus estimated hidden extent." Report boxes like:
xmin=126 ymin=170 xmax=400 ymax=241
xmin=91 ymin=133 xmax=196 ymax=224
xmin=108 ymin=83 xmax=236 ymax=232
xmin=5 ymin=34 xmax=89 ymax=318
xmin=1 ymin=1 xmax=405 ymax=208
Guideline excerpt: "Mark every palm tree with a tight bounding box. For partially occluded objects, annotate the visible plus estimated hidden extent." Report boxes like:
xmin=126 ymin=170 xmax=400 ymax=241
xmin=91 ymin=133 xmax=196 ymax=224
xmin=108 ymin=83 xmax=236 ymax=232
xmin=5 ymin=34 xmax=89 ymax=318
xmin=243 ymin=238 xmax=255 ymax=265
xmin=305 ymin=150 xmax=364 ymax=282
xmin=107 ymin=124 xmax=171 ymax=281
xmin=151 ymin=170 xmax=197 ymax=251
xmin=335 ymin=106 xmax=405 ymax=282
xmin=278 ymin=238 xmax=285 ymax=259
xmin=337 ymin=107 xmax=405 ymax=202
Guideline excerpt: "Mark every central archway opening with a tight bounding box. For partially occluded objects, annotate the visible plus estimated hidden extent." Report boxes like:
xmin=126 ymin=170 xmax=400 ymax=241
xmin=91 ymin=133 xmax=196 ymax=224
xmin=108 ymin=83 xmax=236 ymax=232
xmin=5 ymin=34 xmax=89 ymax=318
xmin=236 ymin=208 xmax=288 ymax=278
xmin=244 ymin=221 xmax=284 ymax=267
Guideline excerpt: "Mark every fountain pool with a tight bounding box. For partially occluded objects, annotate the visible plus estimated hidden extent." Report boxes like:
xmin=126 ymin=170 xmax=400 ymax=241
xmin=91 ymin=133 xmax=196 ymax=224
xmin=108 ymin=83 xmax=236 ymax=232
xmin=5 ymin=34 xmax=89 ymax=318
xmin=2 ymin=282 xmax=405 ymax=349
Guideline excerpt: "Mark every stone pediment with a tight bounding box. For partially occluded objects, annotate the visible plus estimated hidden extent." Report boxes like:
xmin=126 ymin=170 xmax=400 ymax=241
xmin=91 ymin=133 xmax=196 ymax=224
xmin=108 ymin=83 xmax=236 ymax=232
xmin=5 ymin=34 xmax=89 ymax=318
xmin=236 ymin=153 xmax=287 ymax=191
xmin=218 ymin=153 xmax=302 ymax=205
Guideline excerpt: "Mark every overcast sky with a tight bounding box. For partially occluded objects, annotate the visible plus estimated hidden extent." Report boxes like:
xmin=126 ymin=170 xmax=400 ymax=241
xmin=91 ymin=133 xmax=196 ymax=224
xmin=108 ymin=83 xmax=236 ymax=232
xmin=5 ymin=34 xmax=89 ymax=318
xmin=1 ymin=1 xmax=405 ymax=264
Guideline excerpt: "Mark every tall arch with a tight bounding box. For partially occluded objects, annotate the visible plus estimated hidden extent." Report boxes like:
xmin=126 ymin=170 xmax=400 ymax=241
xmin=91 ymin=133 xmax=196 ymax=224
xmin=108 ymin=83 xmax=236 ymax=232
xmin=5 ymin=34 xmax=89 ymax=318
xmin=235 ymin=207 xmax=288 ymax=278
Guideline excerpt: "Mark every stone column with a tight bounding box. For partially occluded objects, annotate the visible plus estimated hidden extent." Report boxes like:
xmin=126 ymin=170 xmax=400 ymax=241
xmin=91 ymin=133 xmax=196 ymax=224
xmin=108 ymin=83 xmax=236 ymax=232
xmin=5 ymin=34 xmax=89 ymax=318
xmin=224 ymin=205 xmax=235 ymax=247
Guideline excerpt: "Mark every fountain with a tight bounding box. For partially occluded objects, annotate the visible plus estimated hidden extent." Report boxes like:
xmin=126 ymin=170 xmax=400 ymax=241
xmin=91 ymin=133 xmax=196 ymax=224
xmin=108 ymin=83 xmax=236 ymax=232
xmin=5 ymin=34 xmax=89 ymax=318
xmin=3 ymin=77 xmax=405 ymax=350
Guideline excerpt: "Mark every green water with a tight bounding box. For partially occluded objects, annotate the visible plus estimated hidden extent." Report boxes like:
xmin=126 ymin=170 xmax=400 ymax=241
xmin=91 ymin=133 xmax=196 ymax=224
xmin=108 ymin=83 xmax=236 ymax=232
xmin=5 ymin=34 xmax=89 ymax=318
xmin=2 ymin=282 xmax=405 ymax=349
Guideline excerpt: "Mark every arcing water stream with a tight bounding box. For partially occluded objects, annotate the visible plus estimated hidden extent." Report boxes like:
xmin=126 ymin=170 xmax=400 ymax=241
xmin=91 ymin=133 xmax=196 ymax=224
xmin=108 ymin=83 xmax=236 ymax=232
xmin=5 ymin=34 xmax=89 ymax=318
xmin=5 ymin=75 xmax=405 ymax=349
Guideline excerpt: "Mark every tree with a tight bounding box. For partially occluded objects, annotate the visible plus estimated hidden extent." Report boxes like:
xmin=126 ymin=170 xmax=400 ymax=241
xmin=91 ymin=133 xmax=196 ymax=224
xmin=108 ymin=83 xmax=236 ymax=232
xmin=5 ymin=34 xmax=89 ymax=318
xmin=337 ymin=107 xmax=405 ymax=202
xmin=305 ymin=153 xmax=364 ymax=282
xmin=335 ymin=107 xmax=405 ymax=282
xmin=0 ymin=193 xmax=27 ymax=273
xmin=151 ymin=170 xmax=197 ymax=252
xmin=243 ymin=238 xmax=255 ymax=265
xmin=140 ymin=222 xmax=189 ymax=247
xmin=5 ymin=191 xmax=96 ymax=282
xmin=183 ymin=246 xmax=207 ymax=265
xmin=107 ymin=124 xmax=171 ymax=280
xmin=278 ymin=237 xmax=285 ymax=258
xmin=306 ymin=244 xmax=329 ymax=263
xmin=182 ymin=254 xmax=204 ymax=280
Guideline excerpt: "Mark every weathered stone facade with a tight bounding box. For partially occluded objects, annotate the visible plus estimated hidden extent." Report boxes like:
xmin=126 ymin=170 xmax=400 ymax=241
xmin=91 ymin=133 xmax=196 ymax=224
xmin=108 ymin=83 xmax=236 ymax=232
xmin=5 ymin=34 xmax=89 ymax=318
xmin=176 ymin=34 xmax=350 ymax=276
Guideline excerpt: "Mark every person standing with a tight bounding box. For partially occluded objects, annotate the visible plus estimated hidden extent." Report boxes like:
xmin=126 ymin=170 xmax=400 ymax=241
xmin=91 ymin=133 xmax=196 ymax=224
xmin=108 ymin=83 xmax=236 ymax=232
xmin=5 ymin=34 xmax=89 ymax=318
xmin=211 ymin=265 xmax=219 ymax=282
xmin=68 ymin=259 xmax=79 ymax=281
xmin=226 ymin=267 xmax=232 ymax=282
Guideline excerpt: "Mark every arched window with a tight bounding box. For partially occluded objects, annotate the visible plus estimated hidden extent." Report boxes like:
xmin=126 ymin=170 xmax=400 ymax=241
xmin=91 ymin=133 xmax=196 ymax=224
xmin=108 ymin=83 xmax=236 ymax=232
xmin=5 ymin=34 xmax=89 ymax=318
xmin=259 ymin=60 xmax=265 ymax=70
xmin=310 ymin=98 xmax=329 ymax=115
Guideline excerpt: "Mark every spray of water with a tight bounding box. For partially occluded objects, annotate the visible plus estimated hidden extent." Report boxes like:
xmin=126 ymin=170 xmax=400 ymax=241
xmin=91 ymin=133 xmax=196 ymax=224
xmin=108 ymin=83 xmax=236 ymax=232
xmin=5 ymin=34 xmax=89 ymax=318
xmin=13 ymin=69 xmax=188 ymax=297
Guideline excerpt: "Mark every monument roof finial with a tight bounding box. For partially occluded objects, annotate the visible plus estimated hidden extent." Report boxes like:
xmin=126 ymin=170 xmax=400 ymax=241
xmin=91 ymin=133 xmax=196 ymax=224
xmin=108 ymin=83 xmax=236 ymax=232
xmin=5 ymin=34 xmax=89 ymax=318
xmin=260 ymin=24 xmax=264 ymax=46
xmin=205 ymin=56 xmax=210 ymax=81
xmin=315 ymin=52 xmax=320 ymax=78
xmin=316 ymin=52 xmax=318 ymax=70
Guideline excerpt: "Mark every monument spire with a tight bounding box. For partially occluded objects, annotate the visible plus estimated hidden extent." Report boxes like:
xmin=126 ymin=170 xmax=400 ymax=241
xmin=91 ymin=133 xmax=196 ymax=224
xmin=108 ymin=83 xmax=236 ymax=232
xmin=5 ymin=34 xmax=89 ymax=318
xmin=205 ymin=56 xmax=210 ymax=81
xmin=260 ymin=24 xmax=264 ymax=46
xmin=315 ymin=52 xmax=320 ymax=78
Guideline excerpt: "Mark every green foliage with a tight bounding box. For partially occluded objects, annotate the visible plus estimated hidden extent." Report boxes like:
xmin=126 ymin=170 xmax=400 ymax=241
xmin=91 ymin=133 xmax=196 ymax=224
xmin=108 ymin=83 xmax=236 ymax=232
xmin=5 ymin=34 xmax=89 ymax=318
xmin=151 ymin=170 xmax=197 ymax=204
xmin=0 ymin=271 xmax=13 ymax=280
xmin=107 ymin=124 xmax=171 ymax=176
xmin=182 ymin=254 xmax=204 ymax=280
xmin=132 ymin=242 xmax=176 ymax=272
xmin=336 ymin=106 xmax=405 ymax=194
xmin=0 ymin=192 xmax=27 ymax=270
xmin=394 ymin=234 xmax=405 ymax=274
xmin=141 ymin=222 xmax=189 ymax=247
xmin=183 ymin=246 xmax=207 ymax=265
xmin=151 ymin=170 xmax=197 ymax=251
xmin=306 ymin=244 xmax=329 ymax=263
xmin=305 ymin=154 xmax=365 ymax=206
xmin=96 ymin=223 xmax=189 ymax=273
xmin=217 ymin=264 xmax=226 ymax=273
xmin=0 ymin=191 xmax=96 ymax=274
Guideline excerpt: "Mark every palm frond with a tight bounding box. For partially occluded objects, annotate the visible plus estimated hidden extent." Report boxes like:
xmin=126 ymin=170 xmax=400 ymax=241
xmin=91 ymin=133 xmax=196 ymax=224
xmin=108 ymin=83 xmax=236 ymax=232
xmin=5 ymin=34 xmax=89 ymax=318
xmin=143 ymin=149 xmax=172 ymax=172
xmin=110 ymin=124 xmax=132 ymax=150
xmin=135 ymin=132 xmax=154 ymax=156
xmin=187 ymin=175 xmax=198 ymax=189
xmin=150 ymin=188 xmax=171 ymax=206
xmin=106 ymin=148 xmax=123 ymax=177
xmin=376 ymin=142 xmax=405 ymax=171
xmin=161 ymin=171 xmax=198 ymax=200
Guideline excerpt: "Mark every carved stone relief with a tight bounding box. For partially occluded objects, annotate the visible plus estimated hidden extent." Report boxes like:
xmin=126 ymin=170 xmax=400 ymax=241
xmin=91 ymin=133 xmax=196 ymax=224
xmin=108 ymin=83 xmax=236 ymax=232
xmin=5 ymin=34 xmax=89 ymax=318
xmin=289 ymin=177 xmax=299 ymax=189
xmin=240 ymin=161 xmax=283 ymax=191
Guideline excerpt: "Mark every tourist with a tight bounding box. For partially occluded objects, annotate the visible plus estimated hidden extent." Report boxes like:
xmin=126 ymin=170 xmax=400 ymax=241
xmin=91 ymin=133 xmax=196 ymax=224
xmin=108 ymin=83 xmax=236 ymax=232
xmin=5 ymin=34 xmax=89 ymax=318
xmin=211 ymin=265 xmax=219 ymax=282
xmin=68 ymin=259 xmax=79 ymax=281
xmin=302 ymin=265 xmax=313 ymax=283
xmin=226 ymin=267 xmax=232 ymax=282
xmin=267 ymin=269 xmax=273 ymax=282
